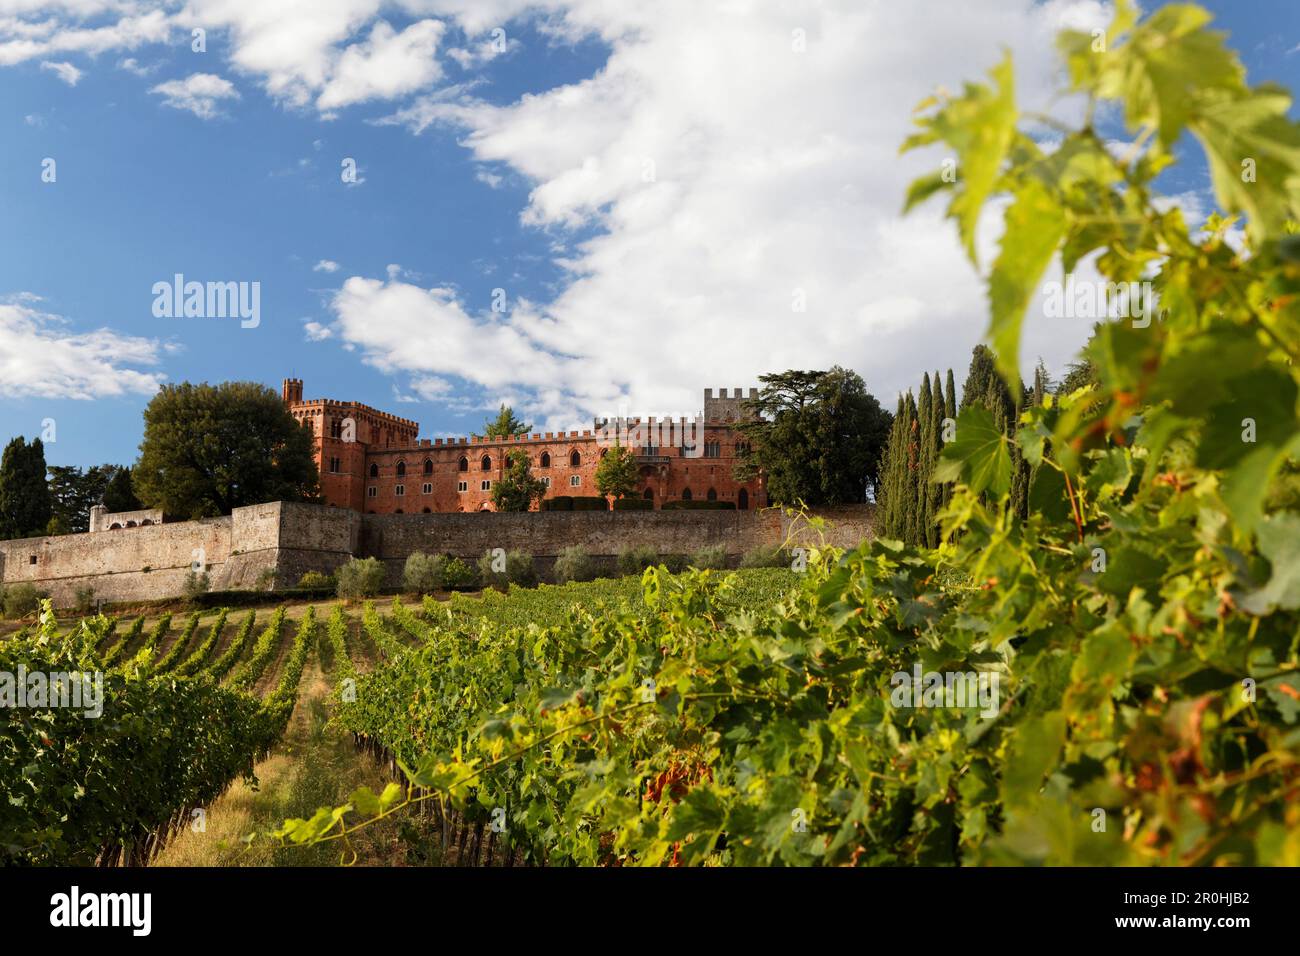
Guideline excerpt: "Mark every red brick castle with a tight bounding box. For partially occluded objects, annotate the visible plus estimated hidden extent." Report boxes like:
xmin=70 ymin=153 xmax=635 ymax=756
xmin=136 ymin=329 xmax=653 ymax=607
xmin=282 ymin=379 xmax=766 ymax=513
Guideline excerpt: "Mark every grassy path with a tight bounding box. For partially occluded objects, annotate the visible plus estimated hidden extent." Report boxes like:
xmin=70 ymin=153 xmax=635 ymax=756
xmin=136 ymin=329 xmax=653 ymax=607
xmin=152 ymin=656 xmax=422 ymax=867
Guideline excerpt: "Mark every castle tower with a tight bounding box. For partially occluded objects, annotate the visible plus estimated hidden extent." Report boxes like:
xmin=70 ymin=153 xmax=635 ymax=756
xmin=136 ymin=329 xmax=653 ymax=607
xmin=283 ymin=378 xmax=304 ymax=405
xmin=703 ymin=387 xmax=759 ymax=421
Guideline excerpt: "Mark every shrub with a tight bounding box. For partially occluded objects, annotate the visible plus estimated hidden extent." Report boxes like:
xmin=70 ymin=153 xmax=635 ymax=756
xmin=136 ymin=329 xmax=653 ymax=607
xmin=612 ymin=497 xmax=653 ymax=511
xmin=74 ymin=587 xmax=96 ymax=614
xmin=541 ymin=496 xmax=574 ymax=511
xmin=254 ymin=567 xmax=277 ymax=591
xmin=690 ymin=545 xmax=729 ymax=570
xmin=403 ymin=552 xmax=442 ymax=594
xmin=298 ymin=570 xmax=334 ymax=589
xmin=182 ymin=570 xmax=210 ymax=602
xmin=553 ymin=545 xmax=596 ymax=584
xmin=2 ymin=583 xmax=44 ymax=619
xmin=337 ymin=557 xmax=387 ymax=600
xmin=617 ymin=545 xmax=660 ymax=576
xmin=572 ymin=496 xmax=609 ymax=511
xmin=478 ymin=549 xmax=538 ymax=589
xmin=660 ymin=553 xmax=688 ymax=574
xmin=441 ymin=556 xmax=480 ymax=590
xmin=739 ymin=544 xmax=790 ymax=568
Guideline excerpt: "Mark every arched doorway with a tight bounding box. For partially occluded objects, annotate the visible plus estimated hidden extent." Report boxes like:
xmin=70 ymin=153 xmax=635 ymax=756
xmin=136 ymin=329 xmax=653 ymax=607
xmin=738 ymin=488 xmax=749 ymax=510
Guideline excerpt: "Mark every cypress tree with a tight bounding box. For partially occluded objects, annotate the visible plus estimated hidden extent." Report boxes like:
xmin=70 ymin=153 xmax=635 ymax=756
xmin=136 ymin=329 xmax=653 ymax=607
xmin=913 ymin=376 xmax=932 ymax=547
xmin=927 ymin=372 xmax=945 ymax=547
xmin=879 ymin=395 xmax=907 ymax=538
xmin=903 ymin=391 xmax=919 ymax=542
xmin=0 ymin=437 xmax=52 ymax=539
xmin=943 ymin=368 xmax=957 ymax=509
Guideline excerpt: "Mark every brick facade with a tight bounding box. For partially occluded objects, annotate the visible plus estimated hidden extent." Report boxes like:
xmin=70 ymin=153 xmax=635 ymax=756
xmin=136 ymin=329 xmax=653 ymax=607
xmin=283 ymin=379 xmax=767 ymax=513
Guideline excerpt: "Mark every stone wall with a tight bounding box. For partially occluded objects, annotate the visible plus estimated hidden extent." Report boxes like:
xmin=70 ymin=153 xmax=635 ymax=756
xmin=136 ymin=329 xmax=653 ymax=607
xmin=0 ymin=501 xmax=874 ymax=608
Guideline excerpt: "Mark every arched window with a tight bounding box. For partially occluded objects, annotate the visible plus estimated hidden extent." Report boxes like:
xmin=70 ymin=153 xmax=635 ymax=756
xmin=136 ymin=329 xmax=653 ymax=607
xmin=540 ymin=452 xmax=551 ymax=468
xmin=109 ymin=523 xmax=122 ymax=530
xmin=369 ymin=463 xmax=379 ymax=478
xmin=481 ymin=455 xmax=492 ymax=471
xmin=706 ymin=487 xmax=717 ymax=501
xmin=570 ymin=450 xmax=581 ymax=468
xmin=738 ymin=488 xmax=749 ymax=510
xmin=458 ymin=456 xmax=469 ymax=472
xmin=643 ymin=488 xmax=654 ymax=500
xmin=140 ymin=519 xmax=153 ymax=526
xmin=681 ymin=488 xmax=692 ymax=501
xmin=396 ymin=461 xmax=406 ymax=477
xmin=126 ymin=520 xmax=137 ymax=528
xmin=423 ymin=459 xmax=433 ymax=475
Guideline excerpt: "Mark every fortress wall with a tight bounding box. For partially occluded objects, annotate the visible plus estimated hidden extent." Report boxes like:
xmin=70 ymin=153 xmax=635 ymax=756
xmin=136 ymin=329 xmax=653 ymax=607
xmin=0 ymin=502 xmax=874 ymax=608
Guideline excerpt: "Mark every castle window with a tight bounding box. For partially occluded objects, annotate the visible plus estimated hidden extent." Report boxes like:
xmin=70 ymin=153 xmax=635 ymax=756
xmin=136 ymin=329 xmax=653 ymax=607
xmin=705 ymin=441 xmax=721 ymax=458
xmin=367 ymin=487 xmax=377 ymax=498
xmin=29 ymin=554 xmax=37 ymax=565
xmin=569 ymin=474 xmax=581 ymax=488
xmin=369 ymin=463 xmax=379 ymax=478
xmin=395 ymin=485 xmax=405 ymax=497
xmin=329 ymin=457 xmax=341 ymax=474
xmin=330 ymin=420 xmax=343 ymax=439
xmin=396 ymin=461 xmax=406 ymax=477
xmin=681 ymin=488 xmax=693 ymax=501
xmin=457 ymin=481 xmax=468 ymax=493
xmin=458 ymin=456 xmax=469 ymax=472
xmin=738 ymin=488 xmax=749 ymax=510
xmin=569 ymin=450 xmax=581 ymax=467
xmin=707 ymin=487 xmax=717 ymax=501
xmin=481 ymin=455 xmax=492 ymax=471
xmin=643 ymin=488 xmax=654 ymax=500
xmin=541 ymin=476 xmax=551 ymax=488
xmin=423 ymin=459 xmax=433 ymax=475
xmin=540 ymin=452 xmax=550 ymax=468
xmin=481 ymin=479 xmax=491 ymax=491
xmin=109 ymin=523 xmax=122 ymax=530
xmin=422 ymin=483 xmax=432 ymax=495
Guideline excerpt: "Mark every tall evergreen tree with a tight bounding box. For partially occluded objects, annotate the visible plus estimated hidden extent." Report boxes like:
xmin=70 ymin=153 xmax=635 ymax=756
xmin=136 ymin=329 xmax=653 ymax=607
xmin=878 ymin=395 xmax=908 ymax=537
xmin=943 ymin=368 xmax=957 ymax=509
xmin=913 ymin=375 xmax=932 ymax=546
xmin=927 ymin=372 xmax=945 ymax=547
xmin=0 ymin=437 xmax=52 ymax=539
xmin=103 ymin=464 xmax=142 ymax=513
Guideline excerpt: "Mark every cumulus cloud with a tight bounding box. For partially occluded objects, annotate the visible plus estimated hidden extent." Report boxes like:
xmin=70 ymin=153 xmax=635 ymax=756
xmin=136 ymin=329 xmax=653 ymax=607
xmin=316 ymin=18 xmax=444 ymax=110
xmin=40 ymin=59 xmax=81 ymax=84
xmin=313 ymin=259 xmax=341 ymax=273
xmin=149 ymin=71 xmax=239 ymax=119
xmin=0 ymin=298 xmax=166 ymax=400
xmin=303 ymin=320 xmax=334 ymax=341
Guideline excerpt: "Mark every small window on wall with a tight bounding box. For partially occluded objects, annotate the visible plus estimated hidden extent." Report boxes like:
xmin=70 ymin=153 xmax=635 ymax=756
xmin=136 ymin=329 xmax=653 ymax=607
xmin=481 ymin=479 xmax=491 ymax=491
xmin=569 ymin=474 xmax=581 ymax=487
xmin=424 ymin=459 xmax=433 ymax=475
xmin=540 ymin=452 xmax=551 ymax=468
xmin=367 ymin=487 xmax=377 ymax=498
xmin=570 ymin=450 xmax=581 ymax=467
xmin=396 ymin=461 xmax=406 ymax=477
xmin=682 ymin=488 xmax=693 ymax=501
xmin=395 ymin=485 xmax=405 ymax=497
xmin=541 ymin=476 xmax=551 ymax=487
xmin=457 ymin=481 xmax=468 ymax=493
xmin=369 ymin=463 xmax=379 ymax=478
xmin=459 ymin=456 xmax=469 ymax=472
xmin=329 ymin=457 xmax=341 ymax=473
xmin=422 ymin=483 xmax=432 ymax=495
xmin=707 ymin=487 xmax=717 ymax=501
xmin=481 ymin=455 xmax=492 ymax=471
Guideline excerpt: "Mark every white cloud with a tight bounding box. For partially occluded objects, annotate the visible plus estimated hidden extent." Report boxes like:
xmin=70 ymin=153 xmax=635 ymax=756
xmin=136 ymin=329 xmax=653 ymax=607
xmin=40 ymin=59 xmax=81 ymax=84
xmin=313 ymin=259 xmax=341 ymax=273
xmin=149 ymin=72 xmax=239 ymax=119
xmin=346 ymin=0 xmax=1115 ymax=427
xmin=303 ymin=320 xmax=334 ymax=341
xmin=0 ymin=298 xmax=166 ymax=400
xmin=316 ymin=18 xmax=444 ymax=110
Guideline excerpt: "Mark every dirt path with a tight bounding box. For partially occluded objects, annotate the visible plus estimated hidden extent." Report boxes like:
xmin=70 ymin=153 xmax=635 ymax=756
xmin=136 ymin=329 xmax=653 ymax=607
xmin=151 ymin=657 xmax=424 ymax=867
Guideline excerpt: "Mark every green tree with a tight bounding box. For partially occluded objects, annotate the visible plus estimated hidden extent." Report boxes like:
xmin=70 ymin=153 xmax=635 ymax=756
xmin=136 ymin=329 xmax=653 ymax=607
xmin=735 ymin=367 xmax=892 ymax=505
xmin=594 ymin=441 xmax=639 ymax=500
xmin=102 ymin=464 xmax=142 ymax=513
xmin=134 ymin=382 xmax=319 ymax=519
xmin=46 ymin=464 xmax=116 ymax=534
xmin=0 ymin=437 xmax=51 ymax=539
xmin=481 ymin=404 xmax=531 ymax=439
xmin=491 ymin=449 xmax=547 ymax=512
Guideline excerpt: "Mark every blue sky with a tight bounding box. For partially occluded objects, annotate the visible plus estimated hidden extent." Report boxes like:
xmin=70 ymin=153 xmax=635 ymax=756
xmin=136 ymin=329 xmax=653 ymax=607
xmin=0 ymin=0 xmax=1296 ymax=470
